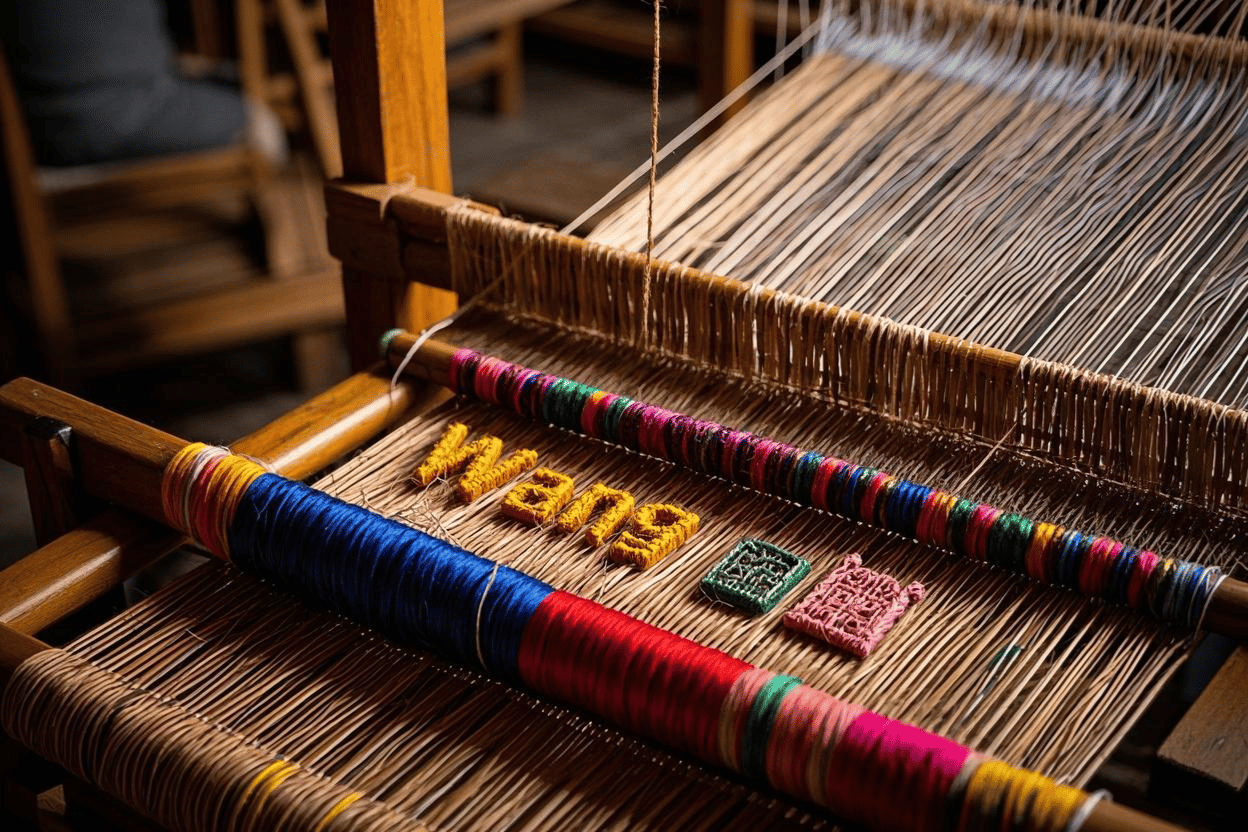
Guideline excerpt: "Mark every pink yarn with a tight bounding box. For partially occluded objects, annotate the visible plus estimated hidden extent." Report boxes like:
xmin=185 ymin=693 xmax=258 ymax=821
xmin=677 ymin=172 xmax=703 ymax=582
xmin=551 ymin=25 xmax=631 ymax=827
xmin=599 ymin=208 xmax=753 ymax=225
xmin=783 ymin=554 xmax=925 ymax=658
xmin=825 ymin=712 xmax=973 ymax=832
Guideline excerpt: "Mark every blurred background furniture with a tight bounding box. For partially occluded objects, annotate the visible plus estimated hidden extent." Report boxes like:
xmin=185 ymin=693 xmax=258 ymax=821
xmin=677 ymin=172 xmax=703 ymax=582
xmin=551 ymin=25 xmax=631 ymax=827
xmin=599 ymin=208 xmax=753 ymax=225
xmin=0 ymin=4 xmax=344 ymax=393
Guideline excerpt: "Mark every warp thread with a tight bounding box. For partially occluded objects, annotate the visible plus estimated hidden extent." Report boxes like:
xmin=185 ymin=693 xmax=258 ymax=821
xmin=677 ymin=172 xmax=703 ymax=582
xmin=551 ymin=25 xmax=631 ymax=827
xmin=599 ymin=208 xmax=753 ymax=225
xmin=445 ymin=349 xmax=1224 ymax=628
xmin=157 ymin=443 xmax=1103 ymax=832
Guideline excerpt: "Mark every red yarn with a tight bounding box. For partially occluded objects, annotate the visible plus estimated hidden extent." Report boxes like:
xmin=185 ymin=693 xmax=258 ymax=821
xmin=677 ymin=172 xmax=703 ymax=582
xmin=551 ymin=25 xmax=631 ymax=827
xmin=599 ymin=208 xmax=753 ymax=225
xmin=812 ymin=458 xmax=845 ymax=512
xmin=517 ymin=591 xmax=750 ymax=762
xmin=1080 ymin=539 xmax=1122 ymax=596
xmin=859 ymin=472 xmax=891 ymax=523
xmin=965 ymin=505 xmax=1002 ymax=560
xmin=1128 ymin=551 xmax=1160 ymax=609
xmin=190 ymin=454 xmax=226 ymax=555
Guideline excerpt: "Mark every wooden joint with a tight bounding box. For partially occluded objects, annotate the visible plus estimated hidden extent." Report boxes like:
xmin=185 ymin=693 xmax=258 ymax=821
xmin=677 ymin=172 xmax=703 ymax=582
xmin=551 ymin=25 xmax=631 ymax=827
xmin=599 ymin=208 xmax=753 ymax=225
xmin=20 ymin=418 xmax=84 ymax=546
xmin=326 ymin=182 xmax=499 ymax=291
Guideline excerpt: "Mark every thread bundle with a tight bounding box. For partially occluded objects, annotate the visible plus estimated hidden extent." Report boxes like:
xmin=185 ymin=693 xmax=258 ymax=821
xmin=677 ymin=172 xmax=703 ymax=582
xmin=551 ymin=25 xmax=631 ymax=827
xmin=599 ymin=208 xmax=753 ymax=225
xmin=447 ymin=349 xmax=1224 ymax=627
xmin=160 ymin=443 xmax=1097 ymax=832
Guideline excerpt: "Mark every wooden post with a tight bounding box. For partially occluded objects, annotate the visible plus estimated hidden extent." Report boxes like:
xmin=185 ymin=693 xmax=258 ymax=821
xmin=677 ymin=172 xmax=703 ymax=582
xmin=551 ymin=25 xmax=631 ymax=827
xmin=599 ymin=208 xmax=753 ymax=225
xmin=325 ymin=0 xmax=458 ymax=370
xmin=699 ymin=0 xmax=754 ymax=122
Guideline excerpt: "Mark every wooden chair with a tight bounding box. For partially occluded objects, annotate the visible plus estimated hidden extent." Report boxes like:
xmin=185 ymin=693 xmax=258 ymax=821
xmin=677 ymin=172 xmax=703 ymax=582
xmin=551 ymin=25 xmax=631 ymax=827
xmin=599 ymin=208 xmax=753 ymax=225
xmin=0 ymin=33 xmax=344 ymax=392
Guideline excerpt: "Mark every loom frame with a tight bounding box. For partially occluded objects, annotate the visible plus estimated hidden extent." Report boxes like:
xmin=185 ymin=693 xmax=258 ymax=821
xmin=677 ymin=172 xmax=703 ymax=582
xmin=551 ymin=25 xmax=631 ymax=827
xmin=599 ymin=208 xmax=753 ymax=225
xmin=0 ymin=0 xmax=1245 ymax=828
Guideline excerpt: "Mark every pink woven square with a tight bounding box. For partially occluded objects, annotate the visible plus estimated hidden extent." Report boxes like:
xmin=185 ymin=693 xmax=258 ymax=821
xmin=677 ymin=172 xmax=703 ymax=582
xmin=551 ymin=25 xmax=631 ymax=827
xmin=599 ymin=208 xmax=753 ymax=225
xmin=782 ymin=554 xmax=925 ymax=658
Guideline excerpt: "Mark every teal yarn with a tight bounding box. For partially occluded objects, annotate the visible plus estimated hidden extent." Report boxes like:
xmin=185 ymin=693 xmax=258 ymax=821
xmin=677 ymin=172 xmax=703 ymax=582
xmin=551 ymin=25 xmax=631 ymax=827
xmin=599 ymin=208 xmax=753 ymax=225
xmin=741 ymin=674 xmax=804 ymax=781
xmin=378 ymin=328 xmax=406 ymax=360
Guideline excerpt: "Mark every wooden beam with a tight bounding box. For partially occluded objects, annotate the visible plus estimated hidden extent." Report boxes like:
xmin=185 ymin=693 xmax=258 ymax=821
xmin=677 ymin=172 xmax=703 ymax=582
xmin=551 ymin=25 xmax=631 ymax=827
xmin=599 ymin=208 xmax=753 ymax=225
xmin=325 ymin=0 xmax=452 ymax=188
xmin=0 ymin=512 xmax=180 ymax=636
xmin=0 ymin=380 xmax=184 ymax=525
xmin=0 ymin=368 xmax=421 ymax=639
xmin=324 ymin=0 xmax=458 ymax=370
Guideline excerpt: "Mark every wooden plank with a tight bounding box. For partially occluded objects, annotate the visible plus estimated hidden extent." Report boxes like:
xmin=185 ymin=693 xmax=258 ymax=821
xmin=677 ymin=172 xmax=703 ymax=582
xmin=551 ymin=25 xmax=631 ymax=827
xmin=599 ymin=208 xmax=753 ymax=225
xmin=20 ymin=418 xmax=79 ymax=547
xmin=74 ymin=270 xmax=345 ymax=373
xmin=0 ymin=511 xmax=181 ymax=636
xmin=492 ymin=23 xmax=525 ymax=116
xmin=1158 ymin=644 xmax=1248 ymax=791
xmin=446 ymin=38 xmax=509 ymax=91
xmin=274 ymin=0 xmax=344 ymax=176
xmin=235 ymin=0 xmax=269 ymax=103
xmin=444 ymin=0 xmax=574 ymax=43
xmin=0 ymin=47 xmax=75 ymax=387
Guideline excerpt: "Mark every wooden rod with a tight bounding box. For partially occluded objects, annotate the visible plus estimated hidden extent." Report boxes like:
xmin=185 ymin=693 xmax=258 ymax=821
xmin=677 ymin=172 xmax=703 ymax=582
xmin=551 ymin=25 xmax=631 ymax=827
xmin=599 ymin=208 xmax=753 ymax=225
xmin=0 ymin=369 xmax=422 ymax=639
xmin=0 ymin=624 xmax=50 ymax=677
xmin=380 ymin=186 xmax=1027 ymax=376
xmin=382 ymin=330 xmax=1248 ymax=644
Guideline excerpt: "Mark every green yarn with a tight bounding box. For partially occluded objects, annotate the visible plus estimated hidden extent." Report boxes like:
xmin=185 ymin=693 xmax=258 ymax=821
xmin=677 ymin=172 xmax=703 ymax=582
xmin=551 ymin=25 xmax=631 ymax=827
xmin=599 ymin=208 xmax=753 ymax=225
xmin=742 ymin=674 xmax=803 ymax=780
xmin=947 ymin=499 xmax=977 ymax=557
xmin=377 ymin=328 xmax=405 ymax=359
xmin=987 ymin=513 xmax=1034 ymax=572
xmin=701 ymin=539 xmax=811 ymax=615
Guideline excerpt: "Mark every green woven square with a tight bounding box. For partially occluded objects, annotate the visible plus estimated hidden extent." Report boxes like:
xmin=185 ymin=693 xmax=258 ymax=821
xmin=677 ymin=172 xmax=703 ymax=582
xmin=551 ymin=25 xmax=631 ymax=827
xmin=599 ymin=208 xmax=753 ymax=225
xmin=701 ymin=539 xmax=811 ymax=615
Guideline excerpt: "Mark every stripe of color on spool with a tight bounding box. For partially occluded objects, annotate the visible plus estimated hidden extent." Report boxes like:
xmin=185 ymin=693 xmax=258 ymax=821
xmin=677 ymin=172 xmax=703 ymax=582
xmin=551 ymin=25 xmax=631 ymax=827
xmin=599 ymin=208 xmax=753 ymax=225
xmin=824 ymin=712 xmax=974 ymax=832
xmin=228 ymin=475 xmax=553 ymax=679
xmin=516 ymin=590 xmax=750 ymax=762
xmin=741 ymin=674 xmax=803 ymax=781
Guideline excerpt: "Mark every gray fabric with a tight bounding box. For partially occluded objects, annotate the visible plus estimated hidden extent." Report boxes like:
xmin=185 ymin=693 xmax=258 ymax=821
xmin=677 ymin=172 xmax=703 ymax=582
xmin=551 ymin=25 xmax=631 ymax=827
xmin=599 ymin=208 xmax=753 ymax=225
xmin=1 ymin=0 xmax=248 ymax=166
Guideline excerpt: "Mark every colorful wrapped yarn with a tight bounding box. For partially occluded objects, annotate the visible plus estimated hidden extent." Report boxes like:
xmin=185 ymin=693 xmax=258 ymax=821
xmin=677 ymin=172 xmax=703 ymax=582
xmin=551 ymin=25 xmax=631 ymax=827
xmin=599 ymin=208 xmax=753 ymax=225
xmin=446 ymin=349 xmax=1225 ymax=628
xmin=160 ymin=443 xmax=1101 ymax=832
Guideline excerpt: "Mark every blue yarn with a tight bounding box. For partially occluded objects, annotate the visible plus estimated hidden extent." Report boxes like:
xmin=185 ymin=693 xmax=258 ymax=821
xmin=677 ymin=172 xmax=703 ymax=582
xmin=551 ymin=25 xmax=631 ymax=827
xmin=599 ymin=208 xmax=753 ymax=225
xmin=1054 ymin=531 xmax=1087 ymax=589
xmin=1105 ymin=546 xmax=1138 ymax=605
xmin=228 ymin=474 xmax=554 ymax=678
xmin=887 ymin=481 xmax=931 ymax=538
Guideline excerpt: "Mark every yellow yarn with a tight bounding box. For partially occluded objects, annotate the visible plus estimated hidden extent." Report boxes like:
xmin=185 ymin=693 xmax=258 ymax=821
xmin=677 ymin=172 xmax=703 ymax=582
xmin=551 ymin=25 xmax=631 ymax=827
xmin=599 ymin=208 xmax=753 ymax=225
xmin=313 ymin=792 xmax=364 ymax=832
xmin=413 ymin=423 xmax=538 ymax=502
xmin=502 ymin=468 xmax=576 ymax=525
xmin=161 ymin=443 xmax=266 ymax=560
xmin=239 ymin=761 xmax=300 ymax=813
xmin=552 ymin=483 xmax=635 ymax=545
xmin=212 ymin=454 xmax=269 ymax=557
xmin=608 ymin=504 xmax=699 ymax=569
xmin=960 ymin=760 xmax=1085 ymax=832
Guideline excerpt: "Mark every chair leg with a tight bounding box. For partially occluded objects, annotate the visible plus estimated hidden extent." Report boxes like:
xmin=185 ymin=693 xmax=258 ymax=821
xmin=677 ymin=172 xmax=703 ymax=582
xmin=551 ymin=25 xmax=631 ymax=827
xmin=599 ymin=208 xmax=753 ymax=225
xmin=492 ymin=23 xmax=524 ymax=117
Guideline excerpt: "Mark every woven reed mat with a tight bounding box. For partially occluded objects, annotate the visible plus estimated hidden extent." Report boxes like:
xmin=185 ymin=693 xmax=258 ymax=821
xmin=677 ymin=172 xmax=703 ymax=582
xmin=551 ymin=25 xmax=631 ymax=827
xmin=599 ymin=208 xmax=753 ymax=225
xmin=590 ymin=1 xmax=1248 ymax=409
xmin=52 ymin=310 xmax=1243 ymax=830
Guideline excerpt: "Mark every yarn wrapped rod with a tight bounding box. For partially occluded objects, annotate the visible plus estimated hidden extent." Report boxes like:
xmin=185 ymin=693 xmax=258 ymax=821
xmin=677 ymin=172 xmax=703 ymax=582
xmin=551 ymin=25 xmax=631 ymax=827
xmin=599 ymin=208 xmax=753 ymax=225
xmin=380 ymin=333 xmax=1238 ymax=632
xmin=162 ymin=442 xmax=1101 ymax=832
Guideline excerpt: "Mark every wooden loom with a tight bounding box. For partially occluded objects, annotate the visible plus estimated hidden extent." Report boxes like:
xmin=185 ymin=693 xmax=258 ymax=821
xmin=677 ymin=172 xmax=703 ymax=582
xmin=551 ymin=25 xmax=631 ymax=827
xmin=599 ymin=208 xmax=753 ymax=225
xmin=3 ymin=0 xmax=1248 ymax=829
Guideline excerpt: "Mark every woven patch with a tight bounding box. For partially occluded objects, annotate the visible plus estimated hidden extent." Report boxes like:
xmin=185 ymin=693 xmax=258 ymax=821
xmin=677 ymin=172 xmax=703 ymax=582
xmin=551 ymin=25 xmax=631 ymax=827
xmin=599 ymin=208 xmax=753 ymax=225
xmin=782 ymin=554 xmax=925 ymax=658
xmin=701 ymin=539 xmax=811 ymax=615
